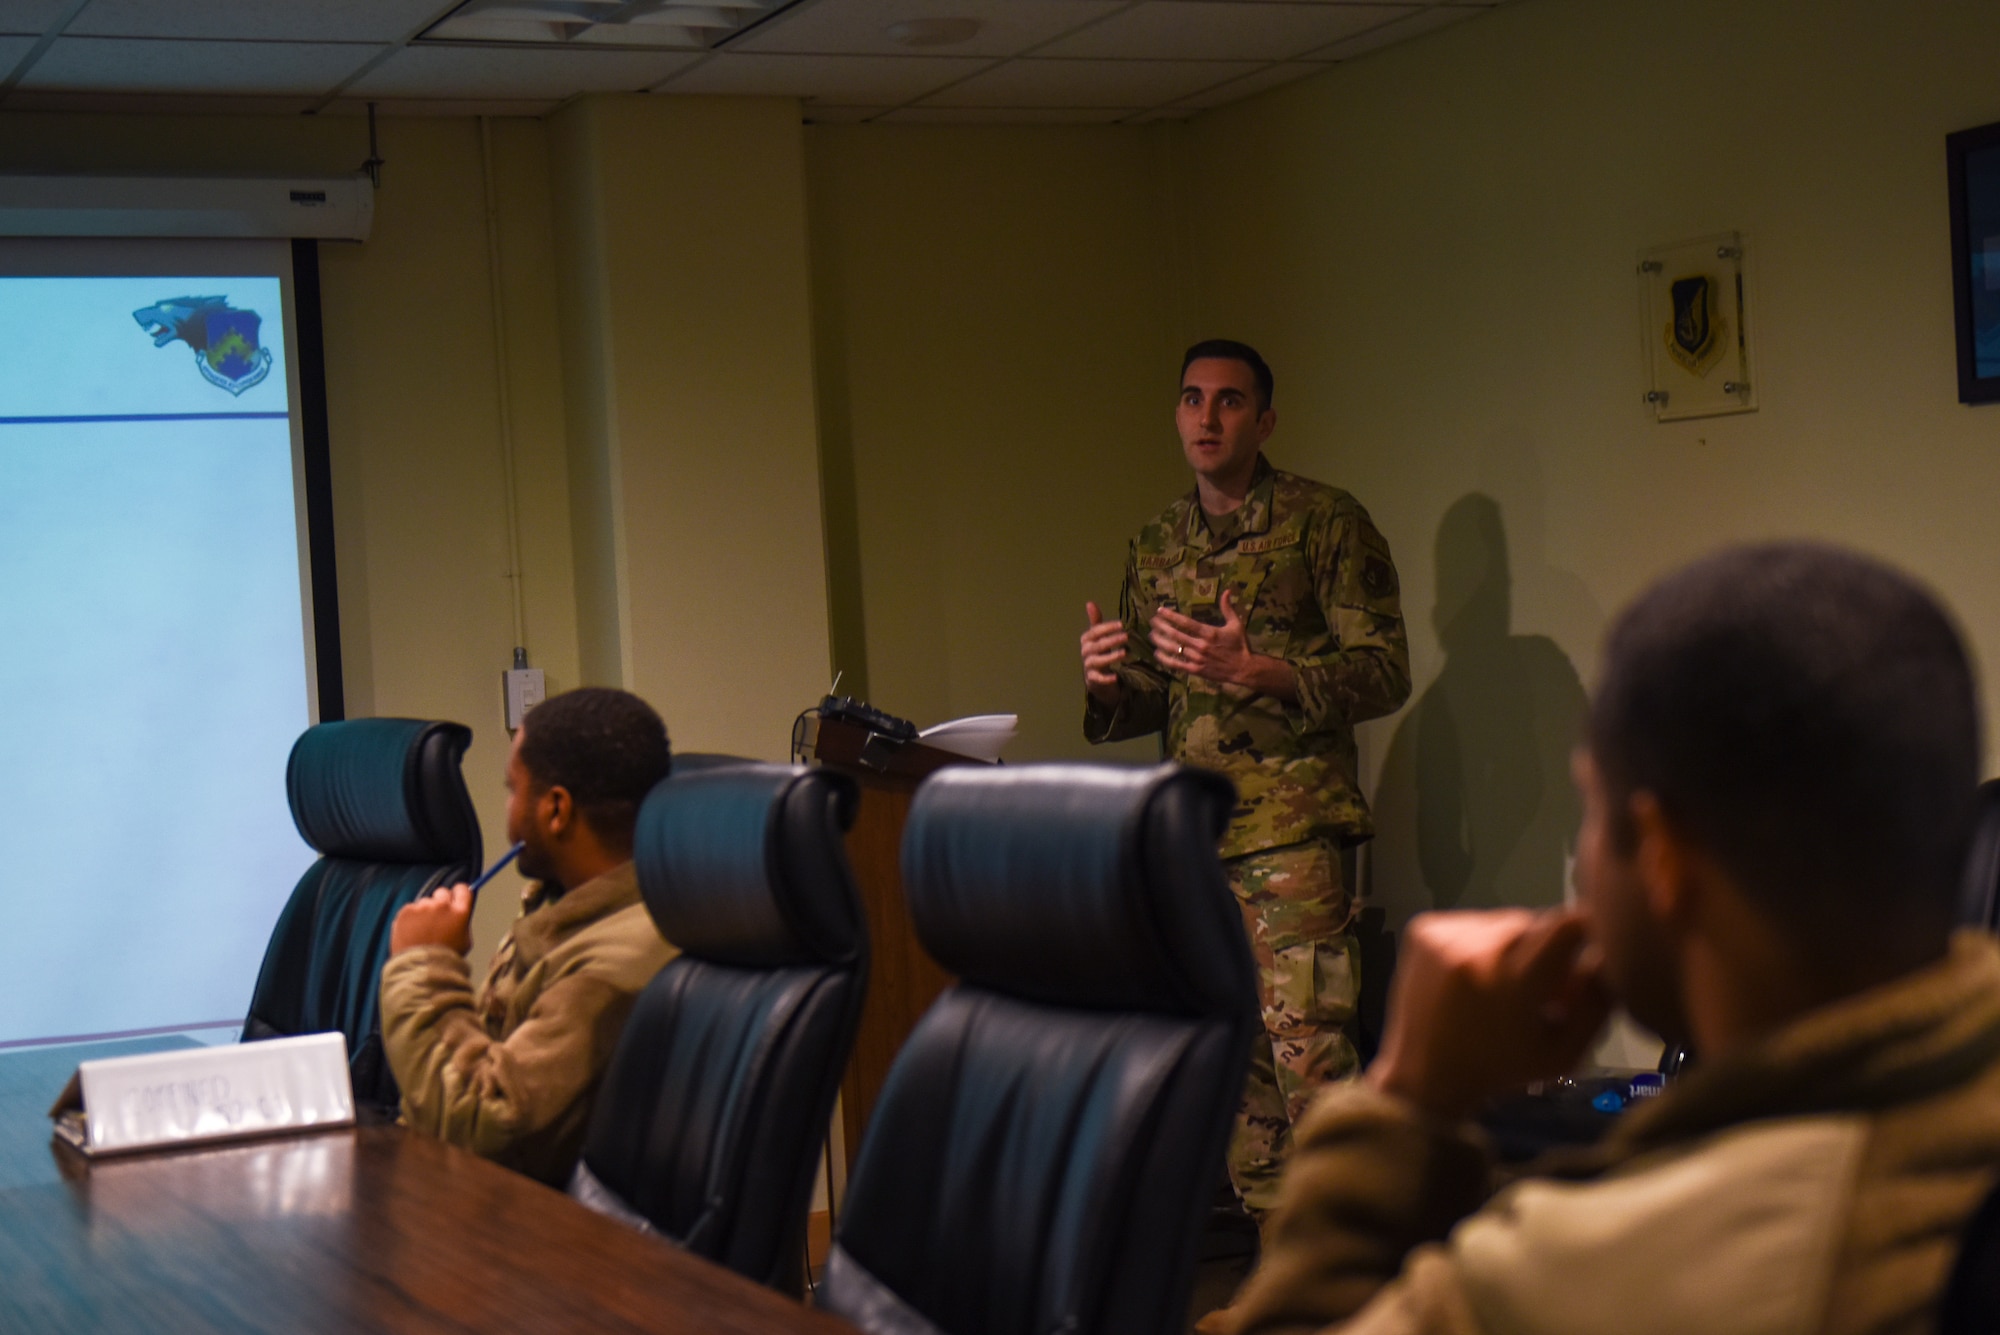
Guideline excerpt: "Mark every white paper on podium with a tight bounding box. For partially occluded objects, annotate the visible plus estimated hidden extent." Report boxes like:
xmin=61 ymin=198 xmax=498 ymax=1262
xmin=50 ymin=1031 xmax=355 ymax=1157
xmin=918 ymin=713 xmax=1018 ymax=761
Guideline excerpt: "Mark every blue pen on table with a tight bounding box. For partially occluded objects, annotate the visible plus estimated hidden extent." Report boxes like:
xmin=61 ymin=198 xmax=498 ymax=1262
xmin=465 ymin=842 xmax=525 ymax=902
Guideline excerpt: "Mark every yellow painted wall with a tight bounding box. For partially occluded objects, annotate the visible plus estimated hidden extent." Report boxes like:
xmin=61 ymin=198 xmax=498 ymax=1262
xmin=482 ymin=118 xmax=585 ymax=714
xmin=0 ymin=111 xmax=580 ymax=968
xmin=554 ymin=95 xmax=833 ymax=762
xmin=318 ymin=116 xmax=579 ymax=962
xmin=547 ymin=101 xmax=624 ymax=694
xmin=804 ymin=125 xmax=1190 ymax=763
xmin=1178 ymin=0 xmax=2000 ymax=933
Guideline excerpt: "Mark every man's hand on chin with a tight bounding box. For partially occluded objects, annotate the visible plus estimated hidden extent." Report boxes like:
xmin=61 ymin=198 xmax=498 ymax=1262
xmin=390 ymin=883 xmax=475 ymax=956
xmin=1366 ymin=908 xmax=1613 ymax=1122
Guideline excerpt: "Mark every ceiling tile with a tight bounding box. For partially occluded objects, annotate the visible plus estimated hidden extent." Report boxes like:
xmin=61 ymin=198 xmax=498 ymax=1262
xmin=349 ymin=43 xmax=703 ymax=97
xmin=880 ymin=105 xmax=1132 ymax=124
xmin=0 ymin=2 xmax=69 ymax=37
xmin=918 ymin=57 xmax=1258 ymax=108
xmin=324 ymin=95 xmax=563 ymax=117
xmin=0 ymin=89 xmax=323 ymax=114
xmin=21 ymin=37 xmax=383 ymax=93
xmin=734 ymin=0 xmax=1124 ymax=59
xmin=801 ymin=104 xmax=890 ymax=123
xmin=1306 ymin=2 xmax=1476 ymax=59
xmin=1042 ymin=2 xmax=1414 ymax=62
xmin=0 ymin=36 xmax=35 ymax=65
xmin=656 ymin=52 xmax=985 ymax=102
xmin=66 ymin=0 xmax=454 ymax=42
xmin=1170 ymin=59 xmax=1329 ymax=108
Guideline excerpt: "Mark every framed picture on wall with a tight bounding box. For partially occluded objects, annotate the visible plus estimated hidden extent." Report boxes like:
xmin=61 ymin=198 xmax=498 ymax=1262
xmin=1947 ymin=118 xmax=2000 ymax=404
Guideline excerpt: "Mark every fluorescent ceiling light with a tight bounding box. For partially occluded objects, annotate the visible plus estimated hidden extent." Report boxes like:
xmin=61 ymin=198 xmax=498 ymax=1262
xmin=425 ymin=0 xmax=787 ymax=49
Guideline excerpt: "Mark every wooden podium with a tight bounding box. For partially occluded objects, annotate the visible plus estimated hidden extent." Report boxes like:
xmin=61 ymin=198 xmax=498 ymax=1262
xmin=808 ymin=713 xmax=987 ymax=1165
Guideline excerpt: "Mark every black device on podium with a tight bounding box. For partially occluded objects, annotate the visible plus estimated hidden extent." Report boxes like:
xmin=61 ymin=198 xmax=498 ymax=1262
xmin=808 ymin=696 xmax=919 ymax=772
xmin=817 ymin=695 xmax=917 ymax=742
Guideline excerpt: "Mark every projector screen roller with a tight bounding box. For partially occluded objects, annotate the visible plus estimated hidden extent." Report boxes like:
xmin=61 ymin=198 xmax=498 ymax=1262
xmin=0 ymin=240 xmax=323 ymax=1049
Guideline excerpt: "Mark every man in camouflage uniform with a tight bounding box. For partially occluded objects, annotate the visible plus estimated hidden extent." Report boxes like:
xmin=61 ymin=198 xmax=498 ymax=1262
xmin=1080 ymin=340 xmax=1410 ymax=1221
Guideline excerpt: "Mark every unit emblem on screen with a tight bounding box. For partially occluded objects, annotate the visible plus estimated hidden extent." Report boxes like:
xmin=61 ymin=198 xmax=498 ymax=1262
xmin=132 ymin=296 xmax=273 ymax=396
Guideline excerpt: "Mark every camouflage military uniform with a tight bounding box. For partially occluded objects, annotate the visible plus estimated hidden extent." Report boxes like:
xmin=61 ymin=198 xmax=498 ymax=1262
xmin=1085 ymin=454 xmax=1410 ymax=1217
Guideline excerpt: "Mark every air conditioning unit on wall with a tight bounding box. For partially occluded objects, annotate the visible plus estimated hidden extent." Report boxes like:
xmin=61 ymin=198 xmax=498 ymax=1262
xmin=0 ymin=174 xmax=374 ymax=241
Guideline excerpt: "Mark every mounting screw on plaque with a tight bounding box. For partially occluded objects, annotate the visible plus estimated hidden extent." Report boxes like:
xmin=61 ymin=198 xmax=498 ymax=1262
xmin=1638 ymin=260 xmax=1662 ymax=273
xmin=1644 ymin=390 xmax=1668 ymax=404
xmin=1716 ymin=245 xmax=1741 ymax=259
xmin=1723 ymin=380 xmax=1749 ymax=394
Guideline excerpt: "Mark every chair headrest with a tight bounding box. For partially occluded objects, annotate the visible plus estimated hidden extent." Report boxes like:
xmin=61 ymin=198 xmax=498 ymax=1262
xmin=287 ymin=719 xmax=481 ymax=866
xmin=902 ymin=764 xmax=1249 ymax=1017
xmin=634 ymin=763 xmax=863 ymax=968
xmin=669 ymin=752 xmax=762 ymax=774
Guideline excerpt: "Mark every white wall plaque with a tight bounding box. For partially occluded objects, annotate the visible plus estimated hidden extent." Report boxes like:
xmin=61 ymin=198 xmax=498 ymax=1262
xmin=1639 ymin=231 xmax=1756 ymax=421
xmin=49 ymin=1031 xmax=355 ymax=1157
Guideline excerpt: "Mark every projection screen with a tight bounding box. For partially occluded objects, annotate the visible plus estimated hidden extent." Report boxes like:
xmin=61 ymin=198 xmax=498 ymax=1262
xmin=0 ymin=238 xmax=328 ymax=1048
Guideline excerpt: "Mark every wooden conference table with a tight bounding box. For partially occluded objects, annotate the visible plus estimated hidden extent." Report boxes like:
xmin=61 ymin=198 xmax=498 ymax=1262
xmin=0 ymin=1038 xmax=857 ymax=1334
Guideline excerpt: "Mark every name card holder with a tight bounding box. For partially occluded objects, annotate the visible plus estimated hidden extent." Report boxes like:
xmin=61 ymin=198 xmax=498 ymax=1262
xmin=49 ymin=1031 xmax=356 ymax=1157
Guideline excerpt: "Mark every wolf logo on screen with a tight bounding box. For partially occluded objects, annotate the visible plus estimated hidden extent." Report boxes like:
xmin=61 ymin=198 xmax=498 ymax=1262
xmin=132 ymin=296 xmax=273 ymax=396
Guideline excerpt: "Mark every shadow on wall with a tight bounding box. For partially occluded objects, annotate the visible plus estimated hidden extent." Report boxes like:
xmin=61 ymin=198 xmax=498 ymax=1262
xmin=1371 ymin=494 xmax=1588 ymax=929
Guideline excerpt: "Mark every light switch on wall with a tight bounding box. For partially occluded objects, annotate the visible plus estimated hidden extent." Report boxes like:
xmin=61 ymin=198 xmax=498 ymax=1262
xmin=504 ymin=650 xmax=545 ymax=732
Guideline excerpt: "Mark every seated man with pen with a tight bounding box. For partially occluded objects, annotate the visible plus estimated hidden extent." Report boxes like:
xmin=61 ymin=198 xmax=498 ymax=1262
xmin=380 ymin=687 xmax=676 ymax=1185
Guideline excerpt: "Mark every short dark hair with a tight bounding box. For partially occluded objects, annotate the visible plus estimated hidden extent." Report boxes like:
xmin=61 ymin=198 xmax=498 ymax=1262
xmin=1589 ymin=543 xmax=1979 ymax=947
xmin=1181 ymin=339 xmax=1274 ymax=411
xmin=518 ymin=687 xmax=671 ymax=846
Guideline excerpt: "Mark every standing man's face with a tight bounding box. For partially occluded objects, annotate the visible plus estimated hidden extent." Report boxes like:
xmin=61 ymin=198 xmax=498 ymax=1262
xmin=1177 ymin=357 xmax=1275 ymax=489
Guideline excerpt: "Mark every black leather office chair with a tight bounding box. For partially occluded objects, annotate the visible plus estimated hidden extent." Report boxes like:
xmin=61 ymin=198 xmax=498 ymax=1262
xmin=244 ymin=718 xmax=482 ymax=1109
xmin=819 ymin=763 xmax=1258 ymax=1335
xmin=1940 ymin=1174 xmax=2000 ymax=1333
xmin=569 ymin=762 xmax=867 ymax=1296
xmin=1957 ymin=779 xmax=2000 ymax=932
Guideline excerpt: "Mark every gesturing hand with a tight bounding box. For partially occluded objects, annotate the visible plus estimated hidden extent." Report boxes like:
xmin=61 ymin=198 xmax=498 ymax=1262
xmin=1150 ymin=590 xmax=1257 ymax=688
xmin=1366 ymin=909 xmax=1612 ymax=1122
xmin=390 ymin=883 xmax=475 ymax=956
xmin=1080 ymin=601 xmax=1128 ymax=706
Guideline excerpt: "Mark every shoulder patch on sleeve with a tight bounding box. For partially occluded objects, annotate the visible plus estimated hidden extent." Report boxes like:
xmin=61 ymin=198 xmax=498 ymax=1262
xmin=1361 ymin=555 xmax=1397 ymax=600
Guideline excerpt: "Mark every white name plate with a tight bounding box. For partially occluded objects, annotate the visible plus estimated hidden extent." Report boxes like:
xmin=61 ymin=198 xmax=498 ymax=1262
xmin=49 ymin=1032 xmax=356 ymax=1157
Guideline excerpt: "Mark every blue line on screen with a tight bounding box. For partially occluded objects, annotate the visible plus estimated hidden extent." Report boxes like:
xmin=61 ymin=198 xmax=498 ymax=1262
xmin=0 ymin=1020 xmax=240 ymax=1052
xmin=0 ymin=412 xmax=290 ymax=425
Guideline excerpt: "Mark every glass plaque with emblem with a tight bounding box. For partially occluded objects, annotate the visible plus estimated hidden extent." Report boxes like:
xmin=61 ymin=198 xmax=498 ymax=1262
xmin=1638 ymin=232 xmax=1755 ymax=422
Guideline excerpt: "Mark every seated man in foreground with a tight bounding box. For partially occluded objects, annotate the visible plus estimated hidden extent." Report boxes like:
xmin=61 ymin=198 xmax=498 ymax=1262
xmin=1228 ymin=542 xmax=2000 ymax=1335
xmin=381 ymin=687 xmax=676 ymax=1185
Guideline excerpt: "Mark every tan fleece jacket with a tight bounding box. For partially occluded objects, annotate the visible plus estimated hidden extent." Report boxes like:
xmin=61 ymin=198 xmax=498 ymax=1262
xmin=379 ymin=862 xmax=677 ymax=1185
xmin=1232 ymin=932 xmax=2000 ymax=1335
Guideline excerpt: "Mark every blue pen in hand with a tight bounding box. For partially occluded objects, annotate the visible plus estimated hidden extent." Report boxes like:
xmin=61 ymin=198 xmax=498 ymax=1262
xmin=466 ymin=842 xmax=525 ymax=902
